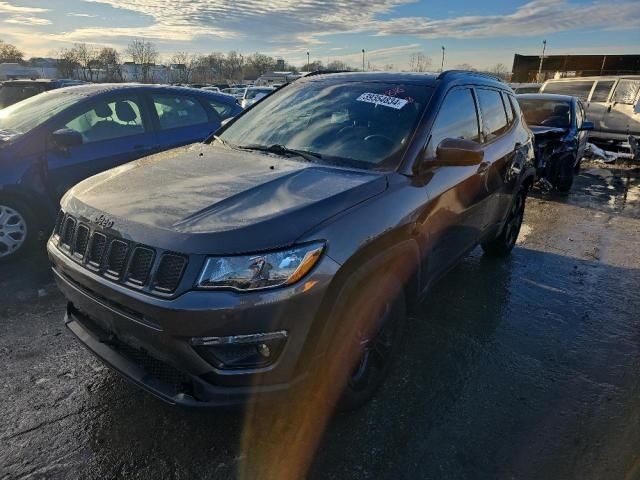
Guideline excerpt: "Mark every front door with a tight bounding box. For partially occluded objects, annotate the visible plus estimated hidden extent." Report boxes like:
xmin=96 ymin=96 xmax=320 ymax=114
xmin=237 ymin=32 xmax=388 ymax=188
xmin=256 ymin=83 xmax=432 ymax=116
xmin=46 ymin=93 xmax=156 ymax=201
xmin=417 ymin=87 xmax=490 ymax=283
xmin=601 ymin=79 xmax=640 ymax=138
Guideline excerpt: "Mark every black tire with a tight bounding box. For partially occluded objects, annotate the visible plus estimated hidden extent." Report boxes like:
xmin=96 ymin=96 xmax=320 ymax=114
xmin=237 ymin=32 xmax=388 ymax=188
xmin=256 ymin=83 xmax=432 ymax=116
xmin=0 ymin=197 xmax=36 ymax=262
xmin=338 ymin=276 xmax=406 ymax=411
xmin=481 ymin=186 xmax=527 ymax=257
xmin=556 ymin=168 xmax=574 ymax=193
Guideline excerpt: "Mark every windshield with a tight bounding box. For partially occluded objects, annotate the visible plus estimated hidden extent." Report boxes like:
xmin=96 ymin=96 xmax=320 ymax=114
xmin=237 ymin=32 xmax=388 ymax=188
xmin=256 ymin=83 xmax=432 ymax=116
xmin=220 ymin=80 xmax=433 ymax=170
xmin=245 ymin=88 xmax=273 ymax=99
xmin=0 ymin=89 xmax=80 ymax=135
xmin=519 ymin=98 xmax=572 ymax=128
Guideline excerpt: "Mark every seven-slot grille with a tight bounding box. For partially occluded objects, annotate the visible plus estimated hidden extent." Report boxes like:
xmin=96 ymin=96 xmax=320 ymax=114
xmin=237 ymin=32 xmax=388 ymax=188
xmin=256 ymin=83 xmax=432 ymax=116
xmin=54 ymin=212 xmax=186 ymax=294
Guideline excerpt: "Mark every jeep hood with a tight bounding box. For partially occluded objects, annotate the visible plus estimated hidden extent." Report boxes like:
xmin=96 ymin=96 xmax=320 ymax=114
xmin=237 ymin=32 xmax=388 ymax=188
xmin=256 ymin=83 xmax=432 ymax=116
xmin=62 ymin=143 xmax=387 ymax=254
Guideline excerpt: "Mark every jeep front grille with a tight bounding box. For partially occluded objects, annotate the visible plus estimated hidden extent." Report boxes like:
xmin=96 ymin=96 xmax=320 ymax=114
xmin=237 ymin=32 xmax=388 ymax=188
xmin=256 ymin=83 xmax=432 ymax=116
xmin=155 ymin=254 xmax=188 ymax=293
xmin=54 ymin=211 xmax=188 ymax=295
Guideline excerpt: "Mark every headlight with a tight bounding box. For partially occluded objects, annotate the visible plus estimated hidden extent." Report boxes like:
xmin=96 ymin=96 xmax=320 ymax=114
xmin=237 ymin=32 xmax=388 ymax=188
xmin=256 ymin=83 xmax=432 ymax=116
xmin=196 ymin=242 xmax=325 ymax=291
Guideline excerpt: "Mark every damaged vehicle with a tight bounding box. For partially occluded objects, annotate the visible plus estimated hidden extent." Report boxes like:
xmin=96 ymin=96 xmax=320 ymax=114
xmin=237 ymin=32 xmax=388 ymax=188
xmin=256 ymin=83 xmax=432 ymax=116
xmin=517 ymin=93 xmax=593 ymax=192
xmin=48 ymin=71 xmax=535 ymax=409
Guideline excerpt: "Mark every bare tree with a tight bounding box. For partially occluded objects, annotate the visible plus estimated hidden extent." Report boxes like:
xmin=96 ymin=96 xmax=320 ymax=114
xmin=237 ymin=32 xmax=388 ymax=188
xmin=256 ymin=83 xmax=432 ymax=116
xmin=488 ymin=63 xmax=511 ymax=80
xmin=224 ymin=51 xmax=245 ymax=81
xmin=326 ymin=60 xmax=349 ymax=71
xmin=246 ymin=52 xmax=275 ymax=76
xmin=409 ymin=52 xmax=432 ymax=72
xmin=72 ymin=43 xmax=100 ymax=82
xmin=0 ymin=40 xmax=24 ymax=63
xmin=453 ymin=63 xmax=477 ymax=71
xmin=170 ymin=51 xmax=195 ymax=83
xmin=126 ymin=39 xmax=159 ymax=83
xmin=97 ymin=47 xmax=122 ymax=82
xmin=56 ymin=48 xmax=79 ymax=79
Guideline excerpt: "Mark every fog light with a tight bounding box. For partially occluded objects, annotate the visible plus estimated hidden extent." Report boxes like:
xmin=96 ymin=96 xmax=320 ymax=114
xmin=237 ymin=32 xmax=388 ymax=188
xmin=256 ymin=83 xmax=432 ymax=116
xmin=191 ymin=331 xmax=287 ymax=369
xmin=257 ymin=343 xmax=271 ymax=358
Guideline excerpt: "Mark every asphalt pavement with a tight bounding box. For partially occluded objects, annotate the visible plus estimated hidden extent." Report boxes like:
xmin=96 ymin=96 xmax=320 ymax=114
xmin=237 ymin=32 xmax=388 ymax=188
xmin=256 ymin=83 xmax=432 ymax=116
xmin=1 ymin=164 xmax=640 ymax=480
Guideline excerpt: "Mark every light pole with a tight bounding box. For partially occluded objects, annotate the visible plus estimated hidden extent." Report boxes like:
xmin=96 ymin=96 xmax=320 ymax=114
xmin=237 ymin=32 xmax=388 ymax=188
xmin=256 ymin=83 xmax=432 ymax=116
xmin=537 ymin=40 xmax=547 ymax=81
xmin=306 ymin=51 xmax=310 ymax=72
xmin=362 ymin=49 xmax=365 ymax=72
xmin=440 ymin=46 xmax=445 ymax=72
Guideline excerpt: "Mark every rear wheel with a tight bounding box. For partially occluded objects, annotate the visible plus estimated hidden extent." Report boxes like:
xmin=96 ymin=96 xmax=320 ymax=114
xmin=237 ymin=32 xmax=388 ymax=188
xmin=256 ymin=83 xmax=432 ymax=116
xmin=481 ymin=186 xmax=526 ymax=257
xmin=0 ymin=198 xmax=35 ymax=262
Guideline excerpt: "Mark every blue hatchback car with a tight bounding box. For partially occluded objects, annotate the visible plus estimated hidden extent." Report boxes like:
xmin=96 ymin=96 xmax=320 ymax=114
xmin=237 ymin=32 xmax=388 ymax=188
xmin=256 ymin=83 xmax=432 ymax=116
xmin=0 ymin=83 xmax=242 ymax=260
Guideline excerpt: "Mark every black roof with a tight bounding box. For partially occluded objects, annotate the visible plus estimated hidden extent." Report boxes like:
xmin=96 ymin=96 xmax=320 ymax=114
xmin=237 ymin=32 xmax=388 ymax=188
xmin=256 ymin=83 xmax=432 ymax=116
xmin=299 ymin=70 xmax=506 ymax=89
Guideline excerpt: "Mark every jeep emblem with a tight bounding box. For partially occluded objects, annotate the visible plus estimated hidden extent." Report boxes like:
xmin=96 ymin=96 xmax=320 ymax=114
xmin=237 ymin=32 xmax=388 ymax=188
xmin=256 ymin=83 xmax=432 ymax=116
xmin=93 ymin=214 xmax=114 ymax=229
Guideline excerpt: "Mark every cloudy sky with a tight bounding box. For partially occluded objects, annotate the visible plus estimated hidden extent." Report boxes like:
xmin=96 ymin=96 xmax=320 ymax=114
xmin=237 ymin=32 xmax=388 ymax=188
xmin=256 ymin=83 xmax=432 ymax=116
xmin=0 ymin=0 xmax=639 ymax=69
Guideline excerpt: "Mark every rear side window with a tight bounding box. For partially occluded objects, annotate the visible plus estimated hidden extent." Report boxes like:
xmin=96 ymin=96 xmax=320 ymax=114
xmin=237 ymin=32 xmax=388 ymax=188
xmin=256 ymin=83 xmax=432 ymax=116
xmin=612 ymin=80 xmax=640 ymax=105
xmin=501 ymin=92 xmax=514 ymax=125
xmin=207 ymin=99 xmax=235 ymax=119
xmin=543 ymin=80 xmax=594 ymax=100
xmin=425 ymin=88 xmax=480 ymax=159
xmin=590 ymin=80 xmax=615 ymax=102
xmin=152 ymin=94 xmax=209 ymax=130
xmin=477 ymin=89 xmax=509 ymax=140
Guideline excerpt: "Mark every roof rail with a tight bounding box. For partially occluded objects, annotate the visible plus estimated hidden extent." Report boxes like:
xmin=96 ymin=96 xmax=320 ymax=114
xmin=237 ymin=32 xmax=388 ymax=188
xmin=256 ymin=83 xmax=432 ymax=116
xmin=437 ymin=70 xmax=505 ymax=83
xmin=302 ymin=70 xmax=352 ymax=78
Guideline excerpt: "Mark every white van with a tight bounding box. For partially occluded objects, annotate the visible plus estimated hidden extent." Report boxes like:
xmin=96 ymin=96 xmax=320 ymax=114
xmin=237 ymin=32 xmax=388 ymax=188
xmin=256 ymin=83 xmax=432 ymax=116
xmin=541 ymin=76 xmax=640 ymax=152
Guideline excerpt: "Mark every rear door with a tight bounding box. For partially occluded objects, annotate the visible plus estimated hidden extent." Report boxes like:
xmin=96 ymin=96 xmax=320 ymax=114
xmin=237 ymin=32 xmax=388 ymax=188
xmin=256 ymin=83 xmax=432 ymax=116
xmin=419 ymin=87 xmax=488 ymax=280
xmin=46 ymin=92 xmax=156 ymax=200
xmin=149 ymin=91 xmax=218 ymax=148
xmin=475 ymin=88 xmax=517 ymax=231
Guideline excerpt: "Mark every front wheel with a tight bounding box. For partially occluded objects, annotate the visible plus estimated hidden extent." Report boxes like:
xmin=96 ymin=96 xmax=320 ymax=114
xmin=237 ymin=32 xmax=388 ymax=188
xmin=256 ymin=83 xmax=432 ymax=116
xmin=338 ymin=277 xmax=406 ymax=411
xmin=0 ymin=198 xmax=35 ymax=262
xmin=481 ymin=186 xmax=527 ymax=257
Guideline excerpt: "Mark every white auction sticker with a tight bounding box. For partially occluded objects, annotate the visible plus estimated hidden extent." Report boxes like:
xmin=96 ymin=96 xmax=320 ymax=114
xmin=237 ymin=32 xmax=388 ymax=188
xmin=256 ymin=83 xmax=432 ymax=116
xmin=356 ymin=92 xmax=408 ymax=110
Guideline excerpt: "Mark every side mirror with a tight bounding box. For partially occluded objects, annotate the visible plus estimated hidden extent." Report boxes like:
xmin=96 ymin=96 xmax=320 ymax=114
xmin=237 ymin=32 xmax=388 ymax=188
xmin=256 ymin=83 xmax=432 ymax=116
xmin=433 ymin=138 xmax=484 ymax=166
xmin=580 ymin=121 xmax=594 ymax=131
xmin=51 ymin=128 xmax=83 ymax=150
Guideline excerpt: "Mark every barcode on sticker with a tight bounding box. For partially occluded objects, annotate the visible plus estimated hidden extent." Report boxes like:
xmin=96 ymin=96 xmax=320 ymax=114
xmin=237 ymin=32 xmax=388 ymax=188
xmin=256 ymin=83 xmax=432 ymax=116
xmin=356 ymin=92 xmax=408 ymax=110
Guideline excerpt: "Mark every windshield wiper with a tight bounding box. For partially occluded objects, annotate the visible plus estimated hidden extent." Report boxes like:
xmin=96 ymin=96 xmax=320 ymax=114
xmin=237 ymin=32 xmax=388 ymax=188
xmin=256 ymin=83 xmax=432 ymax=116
xmin=238 ymin=144 xmax=323 ymax=162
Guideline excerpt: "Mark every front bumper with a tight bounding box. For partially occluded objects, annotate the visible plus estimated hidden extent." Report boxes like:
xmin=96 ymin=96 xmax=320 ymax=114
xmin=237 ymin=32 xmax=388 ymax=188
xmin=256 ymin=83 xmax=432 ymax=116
xmin=49 ymin=238 xmax=339 ymax=407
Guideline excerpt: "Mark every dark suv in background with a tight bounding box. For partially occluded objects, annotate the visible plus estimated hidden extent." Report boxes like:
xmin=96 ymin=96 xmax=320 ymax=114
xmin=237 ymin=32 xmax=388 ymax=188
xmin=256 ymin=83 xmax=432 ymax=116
xmin=48 ymin=71 xmax=535 ymax=410
xmin=0 ymin=78 xmax=87 ymax=108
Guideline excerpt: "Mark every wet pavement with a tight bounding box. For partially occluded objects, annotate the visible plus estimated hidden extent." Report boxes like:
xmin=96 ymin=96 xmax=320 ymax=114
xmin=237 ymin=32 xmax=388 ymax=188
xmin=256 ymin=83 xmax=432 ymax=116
xmin=1 ymin=165 xmax=640 ymax=479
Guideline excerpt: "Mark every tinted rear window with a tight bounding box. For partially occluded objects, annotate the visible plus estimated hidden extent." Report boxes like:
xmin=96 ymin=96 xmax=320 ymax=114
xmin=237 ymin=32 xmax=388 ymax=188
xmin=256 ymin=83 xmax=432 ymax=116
xmin=477 ymin=89 xmax=509 ymax=140
xmin=543 ymin=80 xmax=594 ymax=100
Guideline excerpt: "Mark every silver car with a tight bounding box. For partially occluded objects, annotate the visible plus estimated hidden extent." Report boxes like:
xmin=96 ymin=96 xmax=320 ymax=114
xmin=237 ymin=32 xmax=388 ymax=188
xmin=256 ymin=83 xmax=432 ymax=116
xmin=541 ymin=76 xmax=640 ymax=152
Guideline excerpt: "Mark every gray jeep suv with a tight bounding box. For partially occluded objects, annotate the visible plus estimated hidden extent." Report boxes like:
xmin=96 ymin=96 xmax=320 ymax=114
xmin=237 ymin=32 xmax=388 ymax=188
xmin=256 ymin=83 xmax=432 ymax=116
xmin=48 ymin=71 xmax=535 ymax=409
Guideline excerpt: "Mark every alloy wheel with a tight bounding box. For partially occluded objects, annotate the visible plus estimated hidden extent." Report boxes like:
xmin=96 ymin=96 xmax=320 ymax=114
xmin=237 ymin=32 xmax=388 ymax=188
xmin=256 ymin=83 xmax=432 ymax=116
xmin=0 ymin=205 xmax=28 ymax=258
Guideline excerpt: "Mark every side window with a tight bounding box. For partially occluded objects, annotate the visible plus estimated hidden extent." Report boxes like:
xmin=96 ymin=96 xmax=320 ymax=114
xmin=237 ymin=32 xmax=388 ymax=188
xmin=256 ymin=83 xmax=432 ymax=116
xmin=543 ymin=80 xmax=594 ymax=101
xmin=152 ymin=94 xmax=209 ymax=130
xmin=575 ymin=102 xmax=584 ymax=128
xmin=590 ymin=80 xmax=615 ymax=102
xmin=207 ymin=99 xmax=235 ymax=120
xmin=501 ymin=92 xmax=514 ymax=125
xmin=509 ymin=94 xmax=522 ymax=120
xmin=65 ymin=96 xmax=144 ymax=144
xmin=612 ymin=80 xmax=640 ymax=105
xmin=476 ymin=89 xmax=509 ymax=141
xmin=424 ymin=88 xmax=480 ymax=159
